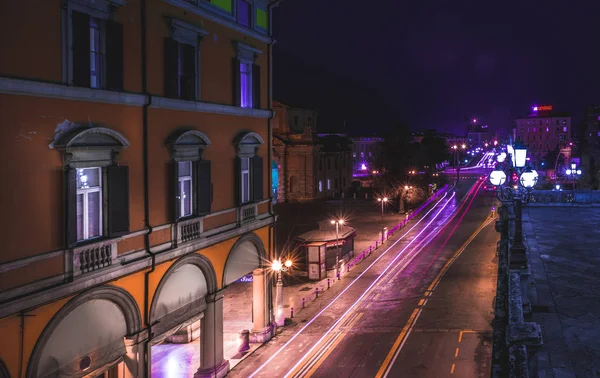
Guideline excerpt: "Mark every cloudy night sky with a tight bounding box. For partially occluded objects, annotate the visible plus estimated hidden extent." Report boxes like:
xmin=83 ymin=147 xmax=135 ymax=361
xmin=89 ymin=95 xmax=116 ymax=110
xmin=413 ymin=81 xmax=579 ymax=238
xmin=272 ymin=0 xmax=600 ymax=135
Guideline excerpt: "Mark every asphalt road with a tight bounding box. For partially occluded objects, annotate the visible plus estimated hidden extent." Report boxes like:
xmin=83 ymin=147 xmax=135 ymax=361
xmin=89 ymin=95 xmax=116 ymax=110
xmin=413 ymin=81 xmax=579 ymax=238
xmin=229 ymin=180 xmax=497 ymax=378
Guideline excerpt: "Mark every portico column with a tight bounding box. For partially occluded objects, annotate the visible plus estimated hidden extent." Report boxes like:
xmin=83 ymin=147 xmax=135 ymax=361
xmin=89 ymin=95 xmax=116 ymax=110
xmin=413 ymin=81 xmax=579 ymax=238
xmin=251 ymin=267 xmax=274 ymax=343
xmin=121 ymin=335 xmax=145 ymax=378
xmin=195 ymin=292 xmax=229 ymax=378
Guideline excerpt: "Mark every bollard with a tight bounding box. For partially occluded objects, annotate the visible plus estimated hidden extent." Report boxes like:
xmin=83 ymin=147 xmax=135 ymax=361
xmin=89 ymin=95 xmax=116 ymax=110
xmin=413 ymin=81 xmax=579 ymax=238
xmin=238 ymin=330 xmax=250 ymax=353
xmin=376 ymin=241 xmax=379 ymax=248
xmin=347 ymin=265 xmax=350 ymax=273
xmin=327 ymin=278 xmax=330 ymax=289
xmin=315 ymin=287 xmax=319 ymax=298
xmin=291 ymin=307 xmax=294 ymax=318
xmin=302 ymin=297 xmax=305 ymax=309
xmin=369 ymin=246 xmax=372 ymax=253
xmin=337 ymin=271 xmax=340 ymax=280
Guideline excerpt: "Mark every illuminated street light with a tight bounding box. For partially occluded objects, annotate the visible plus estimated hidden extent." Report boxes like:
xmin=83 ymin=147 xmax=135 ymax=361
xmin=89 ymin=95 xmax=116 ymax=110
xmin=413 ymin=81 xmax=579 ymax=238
xmin=331 ymin=218 xmax=345 ymax=279
xmin=377 ymin=197 xmax=389 ymax=243
xmin=461 ymin=144 xmax=466 ymax=149
xmin=272 ymin=258 xmax=293 ymax=326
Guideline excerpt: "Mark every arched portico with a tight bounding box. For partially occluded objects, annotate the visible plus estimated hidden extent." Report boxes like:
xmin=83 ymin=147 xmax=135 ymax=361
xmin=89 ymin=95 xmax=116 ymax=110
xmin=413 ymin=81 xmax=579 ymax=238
xmin=221 ymin=232 xmax=273 ymax=366
xmin=27 ymin=286 xmax=142 ymax=378
xmin=149 ymin=254 xmax=223 ymax=378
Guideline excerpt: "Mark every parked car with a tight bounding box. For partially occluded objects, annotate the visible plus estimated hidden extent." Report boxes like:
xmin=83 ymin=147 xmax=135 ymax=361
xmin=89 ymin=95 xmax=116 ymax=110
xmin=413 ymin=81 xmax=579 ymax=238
xmin=483 ymin=184 xmax=496 ymax=192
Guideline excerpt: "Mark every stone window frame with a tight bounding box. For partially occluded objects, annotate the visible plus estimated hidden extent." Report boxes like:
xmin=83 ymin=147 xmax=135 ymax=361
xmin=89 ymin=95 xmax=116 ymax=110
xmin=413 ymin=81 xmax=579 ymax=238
xmin=165 ymin=17 xmax=209 ymax=101
xmin=52 ymin=126 xmax=130 ymax=245
xmin=165 ymin=129 xmax=213 ymax=219
xmin=233 ymin=41 xmax=262 ymax=108
xmin=62 ymin=0 xmax=126 ymax=85
xmin=234 ymin=132 xmax=265 ymax=205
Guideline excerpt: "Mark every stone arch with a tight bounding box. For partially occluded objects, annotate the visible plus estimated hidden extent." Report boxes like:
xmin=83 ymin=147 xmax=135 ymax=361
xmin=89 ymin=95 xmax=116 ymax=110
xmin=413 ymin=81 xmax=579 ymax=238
xmin=0 ymin=359 xmax=9 ymax=378
xmin=222 ymin=232 xmax=267 ymax=287
xmin=27 ymin=286 xmax=141 ymax=378
xmin=234 ymin=132 xmax=265 ymax=157
xmin=165 ymin=129 xmax=212 ymax=162
xmin=149 ymin=253 xmax=218 ymax=338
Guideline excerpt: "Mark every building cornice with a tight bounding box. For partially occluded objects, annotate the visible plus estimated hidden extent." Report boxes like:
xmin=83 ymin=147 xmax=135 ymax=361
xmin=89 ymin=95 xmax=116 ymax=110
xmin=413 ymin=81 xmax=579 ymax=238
xmin=0 ymin=77 xmax=272 ymax=118
xmin=163 ymin=0 xmax=272 ymax=44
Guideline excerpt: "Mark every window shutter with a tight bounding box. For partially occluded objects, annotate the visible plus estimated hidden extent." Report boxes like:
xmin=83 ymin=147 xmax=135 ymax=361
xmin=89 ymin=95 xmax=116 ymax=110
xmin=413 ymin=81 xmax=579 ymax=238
xmin=164 ymin=38 xmax=179 ymax=98
xmin=232 ymin=58 xmax=241 ymax=106
xmin=252 ymin=64 xmax=261 ymax=109
xmin=107 ymin=166 xmax=130 ymax=237
xmin=105 ymin=20 xmax=124 ymax=91
xmin=66 ymin=168 xmax=78 ymax=247
xmin=234 ymin=156 xmax=242 ymax=206
xmin=181 ymin=43 xmax=196 ymax=101
xmin=252 ymin=155 xmax=264 ymax=201
xmin=171 ymin=161 xmax=180 ymax=220
xmin=72 ymin=11 xmax=90 ymax=87
xmin=196 ymin=160 xmax=211 ymax=214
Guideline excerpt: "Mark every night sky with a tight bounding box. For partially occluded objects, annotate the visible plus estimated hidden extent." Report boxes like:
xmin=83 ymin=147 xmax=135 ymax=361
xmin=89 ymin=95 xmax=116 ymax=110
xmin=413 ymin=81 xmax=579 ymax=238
xmin=272 ymin=0 xmax=600 ymax=135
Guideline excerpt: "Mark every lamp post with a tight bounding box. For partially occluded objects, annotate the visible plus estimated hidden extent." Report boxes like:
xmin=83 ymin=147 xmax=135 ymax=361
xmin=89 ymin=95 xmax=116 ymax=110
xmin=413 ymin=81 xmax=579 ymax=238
xmin=377 ymin=197 xmax=389 ymax=243
xmin=330 ymin=219 xmax=344 ymax=279
xmin=565 ymin=162 xmax=582 ymax=190
xmin=490 ymin=141 xmax=537 ymax=270
xmin=272 ymin=258 xmax=293 ymax=327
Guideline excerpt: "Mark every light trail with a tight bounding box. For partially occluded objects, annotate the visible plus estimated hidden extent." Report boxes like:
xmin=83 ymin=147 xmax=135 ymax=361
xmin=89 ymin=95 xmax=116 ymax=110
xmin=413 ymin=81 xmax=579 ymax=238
xmin=283 ymin=192 xmax=456 ymax=378
xmin=246 ymin=192 xmax=451 ymax=378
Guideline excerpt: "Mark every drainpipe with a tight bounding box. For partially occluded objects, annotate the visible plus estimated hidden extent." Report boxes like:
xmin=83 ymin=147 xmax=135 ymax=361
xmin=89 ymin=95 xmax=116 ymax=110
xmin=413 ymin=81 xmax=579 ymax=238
xmin=266 ymin=0 xmax=282 ymax=326
xmin=140 ymin=0 xmax=155 ymax=376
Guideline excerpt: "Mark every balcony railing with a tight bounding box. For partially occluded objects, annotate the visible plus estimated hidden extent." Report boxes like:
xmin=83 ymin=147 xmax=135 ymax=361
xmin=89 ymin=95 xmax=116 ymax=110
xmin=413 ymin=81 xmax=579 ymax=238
xmin=72 ymin=239 xmax=118 ymax=277
xmin=238 ymin=203 xmax=257 ymax=224
xmin=177 ymin=217 xmax=203 ymax=244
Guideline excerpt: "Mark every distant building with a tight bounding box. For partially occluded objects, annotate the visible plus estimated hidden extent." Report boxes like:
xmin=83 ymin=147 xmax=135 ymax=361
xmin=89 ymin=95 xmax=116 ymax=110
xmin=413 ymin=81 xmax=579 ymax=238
xmin=351 ymin=136 xmax=383 ymax=174
xmin=272 ymin=103 xmax=353 ymax=202
xmin=515 ymin=105 xmax=572 ymax=167
xmin=581 ymin=105 xmax=600 ymax=149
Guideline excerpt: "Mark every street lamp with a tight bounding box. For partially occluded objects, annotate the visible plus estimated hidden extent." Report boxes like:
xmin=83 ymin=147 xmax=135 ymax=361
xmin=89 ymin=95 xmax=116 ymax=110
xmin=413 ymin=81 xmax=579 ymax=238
xmin=377 ymin=197 xmax=389 ymax=243
xmin=331 ymin=219 xmax=344 ymax=279
xmin=272 ymin=258 xmax=293 ymax=326
xmin=566 ymin=162 xmax=582 ymax=189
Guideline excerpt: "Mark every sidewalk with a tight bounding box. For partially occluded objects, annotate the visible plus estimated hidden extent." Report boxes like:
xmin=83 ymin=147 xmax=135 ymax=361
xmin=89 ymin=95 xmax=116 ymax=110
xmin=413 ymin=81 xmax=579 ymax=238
xmin=523 ymin=207 xmax=600 ymax=378
xmin=273 ymin=187 xmax=449 ymax=323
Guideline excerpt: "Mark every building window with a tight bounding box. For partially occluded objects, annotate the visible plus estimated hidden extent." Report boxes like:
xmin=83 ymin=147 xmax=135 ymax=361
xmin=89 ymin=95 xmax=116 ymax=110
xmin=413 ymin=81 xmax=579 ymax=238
xmin=563 ymin=126 xmax=568 ymax=132
xmin=235 ymin=132 xmax=264 ymax=206
xmin=327 ymin=179 xmax=331 ymax=190
xmin=334 ymin=178 xmax=338 ymax=189
xmin=352 ymin=152 xmax=356 ymax=158
xmin=240 ymin=62 xmax=253 ymax=108
xmin=178 ymin=161 xmax=193 ymax=217
xmin=69 ymin=7 xmax=124 ymax=90
xmin=318 ymin=180 xmax=323 ymax=192
xmin=556 ymin=120 xmax=559 ymax=125
xmin=54 ymin=126 xmax=131 ymax=247
xmin=89 ymin=17 xmax=105 ymax=88
xmin=533 ymin=127 xmax=536 ymax=132
xmin=237 ymin=0 xmax=252 ymax=27
xmin=76 ymin=168 xmax=102 ymax=241
xmin=327 ymin=159 xmax=331 ymax=170
xmin=368 ymin=152 xmax=372 ymax=157
xmin=546 ymin=127 xmax=549 ymax=132
xmin=241 ymin=157 xmax=251 ymax=203
xmin=233 ymin=42 xmax=261 ymax=109
xmin=361 ymin=152 xmax=364 ymax=158
xmin=164 ymin=18 xmax=208 ymax=101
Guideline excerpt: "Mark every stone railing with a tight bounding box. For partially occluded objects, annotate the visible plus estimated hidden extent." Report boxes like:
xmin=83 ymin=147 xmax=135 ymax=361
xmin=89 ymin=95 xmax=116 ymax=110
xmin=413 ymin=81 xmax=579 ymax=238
xmin=71 ymin=239 xmax=118 ymax=277
xmin=527 ymin=189 xmax=600 ymax=206
xmin=177 ymin=216 xmax=203 ymax=244
xmin=492 ymin=204 xmax=543 ymax=378
xmin=238 ymin=202 xmax=258 ymax=224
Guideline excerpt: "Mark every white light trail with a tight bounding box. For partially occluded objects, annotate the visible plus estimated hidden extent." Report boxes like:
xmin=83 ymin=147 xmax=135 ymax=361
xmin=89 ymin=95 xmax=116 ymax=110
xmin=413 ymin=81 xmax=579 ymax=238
xmin=247 ymin=193 xmax=451 ymax=378
xmin=284 ymin=192 xmax=456 ymax=378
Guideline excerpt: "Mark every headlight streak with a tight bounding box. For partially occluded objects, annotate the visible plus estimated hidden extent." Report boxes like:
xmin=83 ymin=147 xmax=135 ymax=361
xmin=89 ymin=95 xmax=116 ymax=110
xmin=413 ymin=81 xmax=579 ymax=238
xmin=283 ymin=192 xmax=456 ymax=378
xmin=246 ymin=192 xmax=451 ymax=378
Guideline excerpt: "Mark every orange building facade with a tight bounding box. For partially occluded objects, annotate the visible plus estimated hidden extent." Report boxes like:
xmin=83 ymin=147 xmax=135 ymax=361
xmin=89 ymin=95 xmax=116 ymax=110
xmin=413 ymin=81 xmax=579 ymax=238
xmin=0 ymin=0 xmax=279 ymax=377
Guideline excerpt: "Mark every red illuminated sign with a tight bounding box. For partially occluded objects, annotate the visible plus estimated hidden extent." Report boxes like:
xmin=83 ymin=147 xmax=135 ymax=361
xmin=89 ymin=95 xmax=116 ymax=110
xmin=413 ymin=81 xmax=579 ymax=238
xmin=537 ymin=105 xmax=553 ymax=111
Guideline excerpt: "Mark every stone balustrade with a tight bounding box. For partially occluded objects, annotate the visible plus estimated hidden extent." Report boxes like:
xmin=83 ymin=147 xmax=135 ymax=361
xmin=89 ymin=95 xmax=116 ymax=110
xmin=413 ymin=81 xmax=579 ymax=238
xmin=527 ymin=189 xmax=600 ymax=206
xmin=177 ymin=217 xmax=203 ymax=244
xmin=238 ymin=203 xmax=257 ymax=224
xmin=71 ymin=239 xmax=118 ymax=277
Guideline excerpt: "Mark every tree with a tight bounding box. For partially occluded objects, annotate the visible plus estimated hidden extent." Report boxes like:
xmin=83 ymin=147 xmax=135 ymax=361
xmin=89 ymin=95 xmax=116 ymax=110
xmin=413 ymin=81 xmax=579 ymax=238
xmin=419 ymin=131 xmax=450 ymax=169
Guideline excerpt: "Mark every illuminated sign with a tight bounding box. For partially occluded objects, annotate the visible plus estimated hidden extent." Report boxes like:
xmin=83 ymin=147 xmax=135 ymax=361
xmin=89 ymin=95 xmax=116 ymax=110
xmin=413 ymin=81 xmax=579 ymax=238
xmin=533 ymin=105 xmax=553 ymax=112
